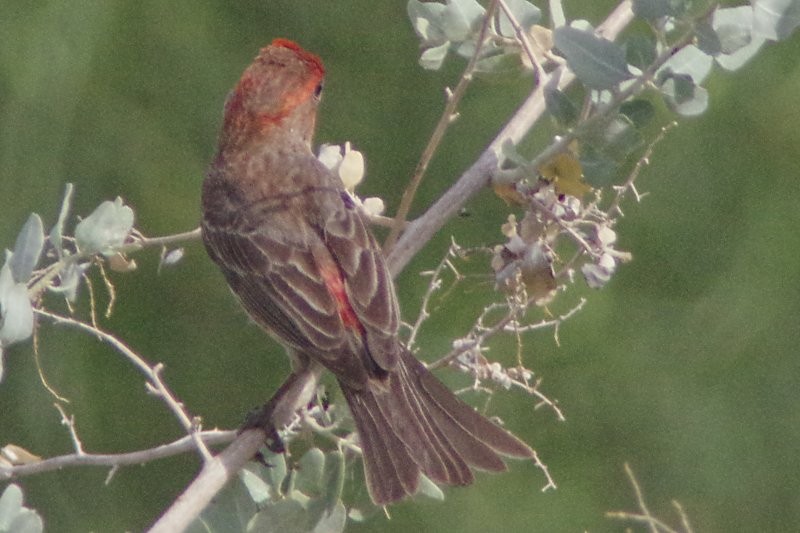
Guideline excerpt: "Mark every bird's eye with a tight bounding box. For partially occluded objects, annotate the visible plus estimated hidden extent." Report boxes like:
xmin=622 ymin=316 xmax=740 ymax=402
xmin=314 ymin=82 xmax=324 ymax=98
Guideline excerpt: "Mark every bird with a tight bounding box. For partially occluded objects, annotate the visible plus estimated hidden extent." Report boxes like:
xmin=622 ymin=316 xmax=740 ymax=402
xmin=201 ymin=38 xmax=534 ymax=505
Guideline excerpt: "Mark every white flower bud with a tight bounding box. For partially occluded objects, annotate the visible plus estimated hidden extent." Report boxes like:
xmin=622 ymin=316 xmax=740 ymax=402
xmin=339 ymin=142 xmax=365 ymax=190
xmin=362 ymin=197 xmax=385 ymax=216
xmin=317 ymin=144 xmax=342 ymax=170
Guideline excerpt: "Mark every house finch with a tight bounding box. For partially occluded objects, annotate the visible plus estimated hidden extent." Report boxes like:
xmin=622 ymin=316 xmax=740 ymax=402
xmin=201 ymin=39 xmax=533 ymax=505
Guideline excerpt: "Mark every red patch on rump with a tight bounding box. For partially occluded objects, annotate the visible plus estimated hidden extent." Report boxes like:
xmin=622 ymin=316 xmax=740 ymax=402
xmin=318 ymin=263 xmax=364 ymax=333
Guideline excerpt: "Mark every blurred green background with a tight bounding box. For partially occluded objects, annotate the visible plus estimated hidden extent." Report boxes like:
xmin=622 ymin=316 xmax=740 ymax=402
xmin=2 ymin=1 xmax=799 ymax=531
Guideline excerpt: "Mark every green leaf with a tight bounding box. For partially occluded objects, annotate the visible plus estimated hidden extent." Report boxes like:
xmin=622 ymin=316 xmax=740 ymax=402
xmin=696 ymin=20 xmax=722 ymax=56
xmin=497 ymin=0 xmax=541 ymax=38
xmin=419 ymin=41 xmax=450 ymax=70
xmin=600 ymin=115 xmax=644 ymax=160
xmin=753 ymin=0 xmax=800 ymax=41
xmin=416 ymin=474 xmax=445 ymax=500
xmin=262 ymin=451 xmax=288 ymax=494
xmin=311 ymin=501 xmax=346 ymax=533
xmin=715 ymin=23 xmax=752 ymax=55
xmin=553 ymin=26 xmax=632 ymax=90
xmin=441 ymin=0 xmax=485 ymax=42
xmin=190 ymin=474 xmax=255 ymax=533
xmin=407 ymin=0 xmax=446 ymax=43
xmin=240 ymin=467 xmax=272 ymax=505
xmin=580 ymin=148 xmax=617 ymax=187
xmin=544 ymin=87 xmax=579 ymax=127
xmin=0 ymin=259 xmax=34 ymax=347
xmin=625 ymin=34 xmax=656 ymax=70
xmin=0 ymin=484 xmax=42 ymax=533
xmin=74 ymin=197 xmax=134 ymax=256
xmin=247 ymin=499 xmax=307 ymax=533
xmin=659 ymin=45 xmax=713 ymax=85
xmin=660 ymin=73 xmax=708 ymax=116
xmin=0 ymin=484 xmax=23 ymax=530
xmin=714 ymin=7 xmax=765 ymax=71
xmin=549 ymin=0 xmax=565 ymax=28
xmin=321 ymin=451 xmax=345 ymax=513
xmin=10 ymin=214 xmax=44 ymax=284
xmin=295 ymin=447 xmax=326 ymax=494
xmin=7 ymin=510 xmax=43 ymax=533
xmin=620 ymin=99 xmax=655 ymax=128
xmin=49 ymin=261 xmax=89 ymax=303
xmin=48 ymin=183 xmax=74 ymax=258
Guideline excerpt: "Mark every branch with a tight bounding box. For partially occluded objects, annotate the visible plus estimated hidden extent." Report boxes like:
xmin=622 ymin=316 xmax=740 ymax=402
xmin=35 ymin=308 xmax=213 ymax=462
xmin=386 ymin=1 xmax=636 ymax=277
xmin=147 ymin=429 xmax=266 ymax=533
xmin=0 ymin=431 xmax=235 ymax=480
xmin=383 ymin=0 xmax=501 ymax=253
xmin=148 ymin=364 xmax=323 ymax=531
xmin=606 ymin=463 xmax=694 ymax=533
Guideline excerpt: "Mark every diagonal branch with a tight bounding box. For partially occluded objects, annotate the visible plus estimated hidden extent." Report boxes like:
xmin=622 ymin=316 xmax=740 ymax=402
xmin=386 ymin=0 xmax=636 ymax=277
xmin=383 ymin=0 xmax=501 ymax=254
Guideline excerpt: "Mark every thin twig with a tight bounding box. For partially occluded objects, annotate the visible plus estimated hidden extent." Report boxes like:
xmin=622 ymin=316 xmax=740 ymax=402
xmin=383 ymin=0 xmax=501 ymax=254
xmin=34 ymin=308 xmax=213 ymax=463
xmin=496 ymin=0 xmax=544 ymax=79
xmin=407 ymin=240 xmax=462 ymax=350
xmin=385 ymin=2 xmax=676 ymax=277
xmin=607 ymin=121 xmax=677 ymax=216
xmin=0 ymin=430 xmax=235 ymax=480
xmin=54 ymin=403 xmax=84 ymax=455
xmin=125 ymin=227 xmax=202 ymax=251
xmin=27 ymin=227 xmax=202 ymax=300
xmin=606 ymin=462 xmax=693 ymax=533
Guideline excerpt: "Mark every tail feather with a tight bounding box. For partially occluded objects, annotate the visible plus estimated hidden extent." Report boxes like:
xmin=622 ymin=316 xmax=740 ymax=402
xmin=397 ymin=359 xmax=507 ymax=473
xmin=340 ymin=349 xmax=533 ymax=505
xmin=343 ymin=386 xmax=419 ymax=504
xmin=381 ymin=356 xmax=472 ymax=484
xmin=407 ymin=352 xmax=535 ymax=459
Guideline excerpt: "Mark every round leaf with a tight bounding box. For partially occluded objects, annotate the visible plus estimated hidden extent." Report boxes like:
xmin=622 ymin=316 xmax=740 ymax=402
xmin=498 ymin=0 xmax=542 ymax=38
xmin=553 ymin=26 xmax=632 ymax=90
xmin=441 ymin=0 xmax=485 ymax=42
xmin=75 ymin=197 xmax=134 ymax=256
xmin=0 ymin=484 xmax=23 ymax=530
xmin=10 ymin=214 xmax=44 ymax=283
xmin=625 ymin=34 xmax=656 ymax=70
xmin=419 ymin=41 xmax=450 ymax=70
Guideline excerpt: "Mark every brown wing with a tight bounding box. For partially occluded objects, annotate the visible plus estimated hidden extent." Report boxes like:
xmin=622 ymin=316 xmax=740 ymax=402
xmin=319 ymin=190 xmax=401 ymax=371
xmin=202 ymin=159 xmax=400 ymax=385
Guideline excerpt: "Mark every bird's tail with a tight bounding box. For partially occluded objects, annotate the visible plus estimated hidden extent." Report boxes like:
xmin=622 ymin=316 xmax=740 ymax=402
xmin=339 ymin=349 xmax=533 ymax=505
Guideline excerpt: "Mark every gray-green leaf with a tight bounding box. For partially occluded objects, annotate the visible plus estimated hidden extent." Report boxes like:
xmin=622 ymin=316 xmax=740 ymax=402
xmin=75 ymin=197 xmax=134 ymax=256
xmin=714 ymin=6 xmax=765 ymax=71
xmin=295 ymin=447 xmax=325 ymax=494
xmin=441 ymin=0 xmax=485 ymax=42
xmin=497 ymin=0 xmax=541 ymax=38
xmin=311 ymin=501 xmax=346 ymax=533
xmin=419 ymin=41 xmax=450 ymax=70
xmin=0 ymin=484 xmax=42 ymax=533
xmin=407 ymin=0 xmax=447 ymax=43
xmin=10 ymin=214 xmax=44 ymax=284
xmin=48 ymin=183 xmax=74 ymax=258
xmin=753 ymin=0 xmax=800 ymax=41
xmin=0 ymin=261 xmax=34 ymax=347
xmin=659 ymin=44 xmax=713 ymax=85
xmin=553 ymin=26 xmax=632 ymax=90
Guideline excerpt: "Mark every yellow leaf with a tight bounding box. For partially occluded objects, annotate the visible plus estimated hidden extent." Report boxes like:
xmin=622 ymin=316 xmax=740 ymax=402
xmin=539 ymin=151 xmax=591 ymax=197
xmin=492 ymin=182 xmax=527 ymax=206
